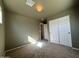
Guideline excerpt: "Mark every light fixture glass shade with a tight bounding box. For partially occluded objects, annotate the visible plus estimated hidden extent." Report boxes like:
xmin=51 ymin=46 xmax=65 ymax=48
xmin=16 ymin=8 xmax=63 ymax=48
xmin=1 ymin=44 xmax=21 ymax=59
xmin=35 ymin=3 xmax=44 ymax=12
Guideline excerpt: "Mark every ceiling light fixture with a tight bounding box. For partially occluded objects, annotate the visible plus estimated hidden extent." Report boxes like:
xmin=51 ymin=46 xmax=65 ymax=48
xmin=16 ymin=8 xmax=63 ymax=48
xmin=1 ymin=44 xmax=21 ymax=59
xmin=35 ymin=3 xmax=44 ymax=13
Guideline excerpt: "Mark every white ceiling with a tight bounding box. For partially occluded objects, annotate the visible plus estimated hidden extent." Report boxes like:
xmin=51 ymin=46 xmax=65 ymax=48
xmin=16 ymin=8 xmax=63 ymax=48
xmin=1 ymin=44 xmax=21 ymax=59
xmin=3 ymin=0 xmax=74 ymax=19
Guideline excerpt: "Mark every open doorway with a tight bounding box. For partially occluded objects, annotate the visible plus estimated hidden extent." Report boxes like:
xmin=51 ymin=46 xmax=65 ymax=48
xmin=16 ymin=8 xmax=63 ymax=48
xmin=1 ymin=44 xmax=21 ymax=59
xmin=40 ymin=19 xmax=49 ymax=41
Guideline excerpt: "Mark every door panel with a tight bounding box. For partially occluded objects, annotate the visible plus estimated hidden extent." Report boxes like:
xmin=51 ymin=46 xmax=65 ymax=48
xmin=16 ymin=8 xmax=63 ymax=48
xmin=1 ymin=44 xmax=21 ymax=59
xmin=49 ymin=20 xmax=59 ymax=44
xmin=58 ymin=16 xmax=72 ymax=47
xmin=44 ymin=24 xmax=49 ymax=40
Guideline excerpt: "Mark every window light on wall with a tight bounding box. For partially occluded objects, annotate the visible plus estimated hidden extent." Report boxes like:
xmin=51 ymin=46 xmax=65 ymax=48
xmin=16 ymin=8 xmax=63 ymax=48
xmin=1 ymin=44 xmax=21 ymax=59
xmin=0 ymin=6 xmax=2 ymax=24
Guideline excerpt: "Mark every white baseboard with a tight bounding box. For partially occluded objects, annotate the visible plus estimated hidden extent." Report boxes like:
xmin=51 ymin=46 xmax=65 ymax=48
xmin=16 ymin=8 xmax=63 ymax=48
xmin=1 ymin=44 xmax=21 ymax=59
xmin=72 ymin=47 xmax=79 ymax=50
xmin=5 ymin=44 xmax=29 ymax=53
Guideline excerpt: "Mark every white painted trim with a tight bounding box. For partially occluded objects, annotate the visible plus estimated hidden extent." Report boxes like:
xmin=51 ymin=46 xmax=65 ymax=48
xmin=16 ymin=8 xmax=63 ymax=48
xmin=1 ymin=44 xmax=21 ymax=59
xmin=72 ymin=47 xmax=79 ymax=51
xmin=5 ymin=44 xmax=29 ymax=53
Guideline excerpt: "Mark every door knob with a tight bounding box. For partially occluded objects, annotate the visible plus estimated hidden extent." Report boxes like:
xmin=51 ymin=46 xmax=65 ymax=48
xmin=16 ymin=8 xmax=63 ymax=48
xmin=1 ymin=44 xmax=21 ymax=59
xmin=68 ymin=32 xmax=71 ymax=34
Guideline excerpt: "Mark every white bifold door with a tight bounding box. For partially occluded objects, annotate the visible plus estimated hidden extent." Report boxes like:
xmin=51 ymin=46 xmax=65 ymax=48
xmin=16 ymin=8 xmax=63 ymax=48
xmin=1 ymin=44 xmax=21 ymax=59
xmin=49 ymin=16 xmax=72 ymax=47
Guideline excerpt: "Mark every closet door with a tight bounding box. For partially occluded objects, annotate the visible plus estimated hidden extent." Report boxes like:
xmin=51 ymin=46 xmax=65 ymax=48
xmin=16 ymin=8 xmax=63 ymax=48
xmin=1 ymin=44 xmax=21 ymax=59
xmin=58 ymin=16 xmax=72 ymax=47
xmin=44 ymin=24 xmax=49 ymax=40
xmin=49 ymin=20 xmax=59 ymax=44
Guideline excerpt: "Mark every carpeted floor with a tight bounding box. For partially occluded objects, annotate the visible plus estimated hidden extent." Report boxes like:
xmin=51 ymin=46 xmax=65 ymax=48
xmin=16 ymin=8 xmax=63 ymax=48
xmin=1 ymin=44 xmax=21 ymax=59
xmin=5 ymin=41 xmax=79 ymax=58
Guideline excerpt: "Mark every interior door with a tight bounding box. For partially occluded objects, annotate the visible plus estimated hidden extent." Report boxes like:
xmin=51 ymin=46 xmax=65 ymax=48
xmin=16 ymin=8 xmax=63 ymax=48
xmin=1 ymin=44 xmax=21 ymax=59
xmin=58 ymin=16 xmax=72 ymax=47
xmin=44 ymin=24 xmax=49 ymax=40
xmin=49 ymin=19 xmax=59 ymax=44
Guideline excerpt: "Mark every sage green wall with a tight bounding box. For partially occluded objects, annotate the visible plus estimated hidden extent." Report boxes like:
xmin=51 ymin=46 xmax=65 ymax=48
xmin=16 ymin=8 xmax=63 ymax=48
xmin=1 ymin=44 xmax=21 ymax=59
xmin=0 ymin=0 xmax=5 ymax=57
xmin=48 ymin=8 xmax=79 ymax=48
xmin=0 ymin=25 xmax=4 ymax=57
xmin=71 ymin=7 xmax=79 ymax=48
xmin=5 ymin=11 xmax=40 ymax=50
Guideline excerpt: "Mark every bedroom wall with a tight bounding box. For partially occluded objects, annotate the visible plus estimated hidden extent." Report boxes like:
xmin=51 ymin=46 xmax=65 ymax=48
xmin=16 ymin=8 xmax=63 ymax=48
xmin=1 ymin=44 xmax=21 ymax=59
xmin=0 ymin=0 xmax=5 ymax=57
xmin=5 ymin=11 xmax=40 ymax=50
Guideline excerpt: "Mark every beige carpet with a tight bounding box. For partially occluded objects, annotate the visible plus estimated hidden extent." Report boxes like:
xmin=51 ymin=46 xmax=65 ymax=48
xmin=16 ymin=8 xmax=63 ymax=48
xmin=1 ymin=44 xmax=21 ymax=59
xmin=5 ymin=41 xmax=79 ymax=58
